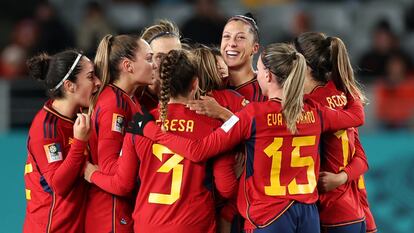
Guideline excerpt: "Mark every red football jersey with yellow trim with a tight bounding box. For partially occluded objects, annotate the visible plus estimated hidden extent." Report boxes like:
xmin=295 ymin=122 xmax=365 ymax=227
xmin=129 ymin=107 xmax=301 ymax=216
xmin=86 ymin=84 xmax=140 ymax=233
xmin=23 ymin=100 xmax=88 ymax=233
xmin=229 ymin=77 xmax=267 ymax=102
xmin=309 ymin=81 xmax=367 ymax=226
xmin=143 ymin=97 xmax=364 ymax=229
xmin=211 ymin=89 xmax=249 ymax=113
xmin=91 ymin=103 xmax=238 ymax=233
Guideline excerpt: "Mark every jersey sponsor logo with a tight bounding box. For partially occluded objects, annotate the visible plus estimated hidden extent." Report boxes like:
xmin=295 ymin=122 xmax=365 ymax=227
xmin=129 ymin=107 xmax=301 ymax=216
xmin=112 ymin=113 xmax=125 ymax=133
xmin=221 ymin=115 xmax=239 ymax=133
xmin=44 ymin=143 xmax=63 ymax=163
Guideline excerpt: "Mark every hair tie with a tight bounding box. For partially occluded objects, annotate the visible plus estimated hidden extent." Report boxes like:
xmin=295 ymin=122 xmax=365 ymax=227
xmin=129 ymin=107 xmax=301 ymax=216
xmin=323 ymin=37 xmax=333 ymax=48
xmin=291 ymin=52 xmax=297 ymax=60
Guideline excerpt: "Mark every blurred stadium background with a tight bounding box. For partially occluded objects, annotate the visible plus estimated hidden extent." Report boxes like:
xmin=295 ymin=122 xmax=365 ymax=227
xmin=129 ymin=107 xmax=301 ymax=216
xmin=1 ymin=0 xmax=413 ymax=232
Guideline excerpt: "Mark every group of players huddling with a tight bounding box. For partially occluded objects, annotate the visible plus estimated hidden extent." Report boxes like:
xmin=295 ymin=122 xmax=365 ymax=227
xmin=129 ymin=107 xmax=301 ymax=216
xmin=23 ymin=13 xmax=377 ymax=233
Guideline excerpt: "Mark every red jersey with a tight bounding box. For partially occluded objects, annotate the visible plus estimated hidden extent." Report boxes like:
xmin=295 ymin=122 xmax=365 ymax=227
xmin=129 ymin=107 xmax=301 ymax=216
xmin=23 ymin=100 xmax=88 ymax=233
xmin=229 ymin=77 xmax=267 ymax=102
xmin=211 ymin=89 xmax=249 ymax=113
xmin=86 ymin=84 xmax=140 ymax=233
xmin=90 ymin=104 xmax=238 ymax=233
xmin=358 ymin=176 xmax=378 ymax=233
xmin=136 ymin=86 xmax=159 ymax=112
xmin=143 ymin=96 xmax=364 ymax=229
xmin=211 ymin=89 xmax=248 ymax=222
xmin=309 ymin=81 xmax=368 ymax=226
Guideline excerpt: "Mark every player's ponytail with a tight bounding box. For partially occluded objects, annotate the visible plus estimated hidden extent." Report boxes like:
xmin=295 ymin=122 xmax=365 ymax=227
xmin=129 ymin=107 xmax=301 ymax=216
xmin=261 ymin=43 xmax=306 ymax=133
xmin=159 ymin=49 xmax=197 ymax=131
xmin=282 ymin=52 xmax=306 ymax=134
xmin=294 ymin=32 xmax=367 ymax=104
xmin=330 ymin=37 xmax=367 ymax=104
xmin=92 ymin=34 xmax=141 ymax=112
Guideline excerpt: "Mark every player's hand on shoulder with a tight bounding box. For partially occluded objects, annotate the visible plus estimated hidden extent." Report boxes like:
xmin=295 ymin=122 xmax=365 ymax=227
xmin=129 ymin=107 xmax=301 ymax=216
xmin=187 ymin=95 xmax=232 ymax=121
xmin=126 ymin=106 xmax=154 ymax=136
xmin=74 ymin=113 xmax=91 ymax=141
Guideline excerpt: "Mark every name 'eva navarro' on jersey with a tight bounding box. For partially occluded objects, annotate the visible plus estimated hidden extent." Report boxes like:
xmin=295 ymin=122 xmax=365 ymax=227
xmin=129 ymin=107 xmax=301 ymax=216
xmin=267 ymin=110 xmax=316 ymax=127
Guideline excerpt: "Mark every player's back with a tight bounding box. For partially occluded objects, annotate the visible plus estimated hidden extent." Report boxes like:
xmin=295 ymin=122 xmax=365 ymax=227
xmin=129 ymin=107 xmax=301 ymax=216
xmin=134 ymin=104 xmax=223 ymax=233
xmin=237 ymin=100 xmax=324 ymax=229
xmin=308 ymin=81 xmax=365 ymax=225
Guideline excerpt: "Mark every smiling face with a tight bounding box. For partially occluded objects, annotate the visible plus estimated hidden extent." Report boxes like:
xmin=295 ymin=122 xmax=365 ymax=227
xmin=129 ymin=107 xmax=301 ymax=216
xmin=72 ymin=56 xmax=101 ymax=108
xmin=220 ymin=20 xmax=259 ymax=70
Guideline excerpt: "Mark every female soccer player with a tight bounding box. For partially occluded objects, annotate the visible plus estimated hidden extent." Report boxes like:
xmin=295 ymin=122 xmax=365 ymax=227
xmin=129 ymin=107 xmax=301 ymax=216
xmin=192 ymin=46 xmax=248 ymax=233
xmin=221 ymin=13 xmax=266 ymax=102
xmin=85 ymin=34 xmax=155 ymax=233
xmin=294 ymin=32 xmax=376 ymax=233
xmin=130 ymin=43 xmax=365 ymax=233
xmin=84 ymin=49 xmax=238 ymax=233
xmin=23 ymin=50 xmax=101 ymax=233
xmin=192 ymin=46 xmax=248 ymax=119
xmin=136 ymin=20 xmax=182 ymax=111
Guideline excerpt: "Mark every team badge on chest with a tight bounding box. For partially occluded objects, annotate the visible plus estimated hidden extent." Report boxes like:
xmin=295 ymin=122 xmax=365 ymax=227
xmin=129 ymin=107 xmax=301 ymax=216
xmin=44 ymin=143 xmax=63 ymax=163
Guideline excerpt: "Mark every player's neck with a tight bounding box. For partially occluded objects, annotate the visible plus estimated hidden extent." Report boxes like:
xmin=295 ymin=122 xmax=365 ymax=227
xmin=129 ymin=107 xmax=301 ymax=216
xmin=113 ymin=78 xmax=137 ymax=96
xmin=304 ymin=76 xmax=325 ymax=94
xmin=52 ymin=98 xmax=78 ymax=119
xmin=169 ymin=95 xmax=192 ymax=105
xmin=267 ymin=86 xmax=283 ymax=100
xmin=228 ymin=64 xmax=255 ymax=87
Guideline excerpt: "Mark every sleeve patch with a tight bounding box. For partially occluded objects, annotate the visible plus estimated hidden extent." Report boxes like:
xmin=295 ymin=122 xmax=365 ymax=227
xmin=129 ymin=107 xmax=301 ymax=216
xmin=44 ymin=143 xmax=63 ymax=163
xmin=112 ymin=113 xmax=125 ymax=133
xmin=241 ymin=99 xmax=250 ymax=106
xmin=221 ymin=115 xmax=240 ymax=133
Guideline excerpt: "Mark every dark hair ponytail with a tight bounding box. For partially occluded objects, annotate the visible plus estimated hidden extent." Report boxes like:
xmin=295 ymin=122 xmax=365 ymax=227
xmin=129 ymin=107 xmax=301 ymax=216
xmin=27 ymin=50 xmax=83 ymax=99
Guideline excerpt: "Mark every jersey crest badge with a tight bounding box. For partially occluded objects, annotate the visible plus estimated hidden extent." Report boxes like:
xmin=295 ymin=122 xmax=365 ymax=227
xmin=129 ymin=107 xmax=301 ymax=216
xmin=44 ymin=143 xmax=63 ymax=163
xmin=112 ymin=113 xmax=125 ymax=133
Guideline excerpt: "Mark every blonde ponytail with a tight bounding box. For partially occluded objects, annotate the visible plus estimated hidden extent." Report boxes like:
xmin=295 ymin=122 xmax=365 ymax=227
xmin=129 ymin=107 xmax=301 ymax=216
xmin=282 ymin=52 xmax=306 ymax=133
xmin=331 ymin=37 xmax=367 ymax=104
xmin=90 ymin=34 xmax=113 ymax=113
xmin=261 ymin=43 xmax=307 ymax=134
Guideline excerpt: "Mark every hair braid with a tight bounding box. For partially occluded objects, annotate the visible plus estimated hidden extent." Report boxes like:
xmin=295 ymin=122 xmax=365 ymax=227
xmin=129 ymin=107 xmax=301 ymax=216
xmin=159 ymin=50 xmax=180 ymax=131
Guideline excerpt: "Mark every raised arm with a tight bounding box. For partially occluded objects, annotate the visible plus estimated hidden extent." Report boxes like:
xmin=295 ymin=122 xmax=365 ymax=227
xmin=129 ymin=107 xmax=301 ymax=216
xmin=32 ymin=114 xmax=90 ymax=197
